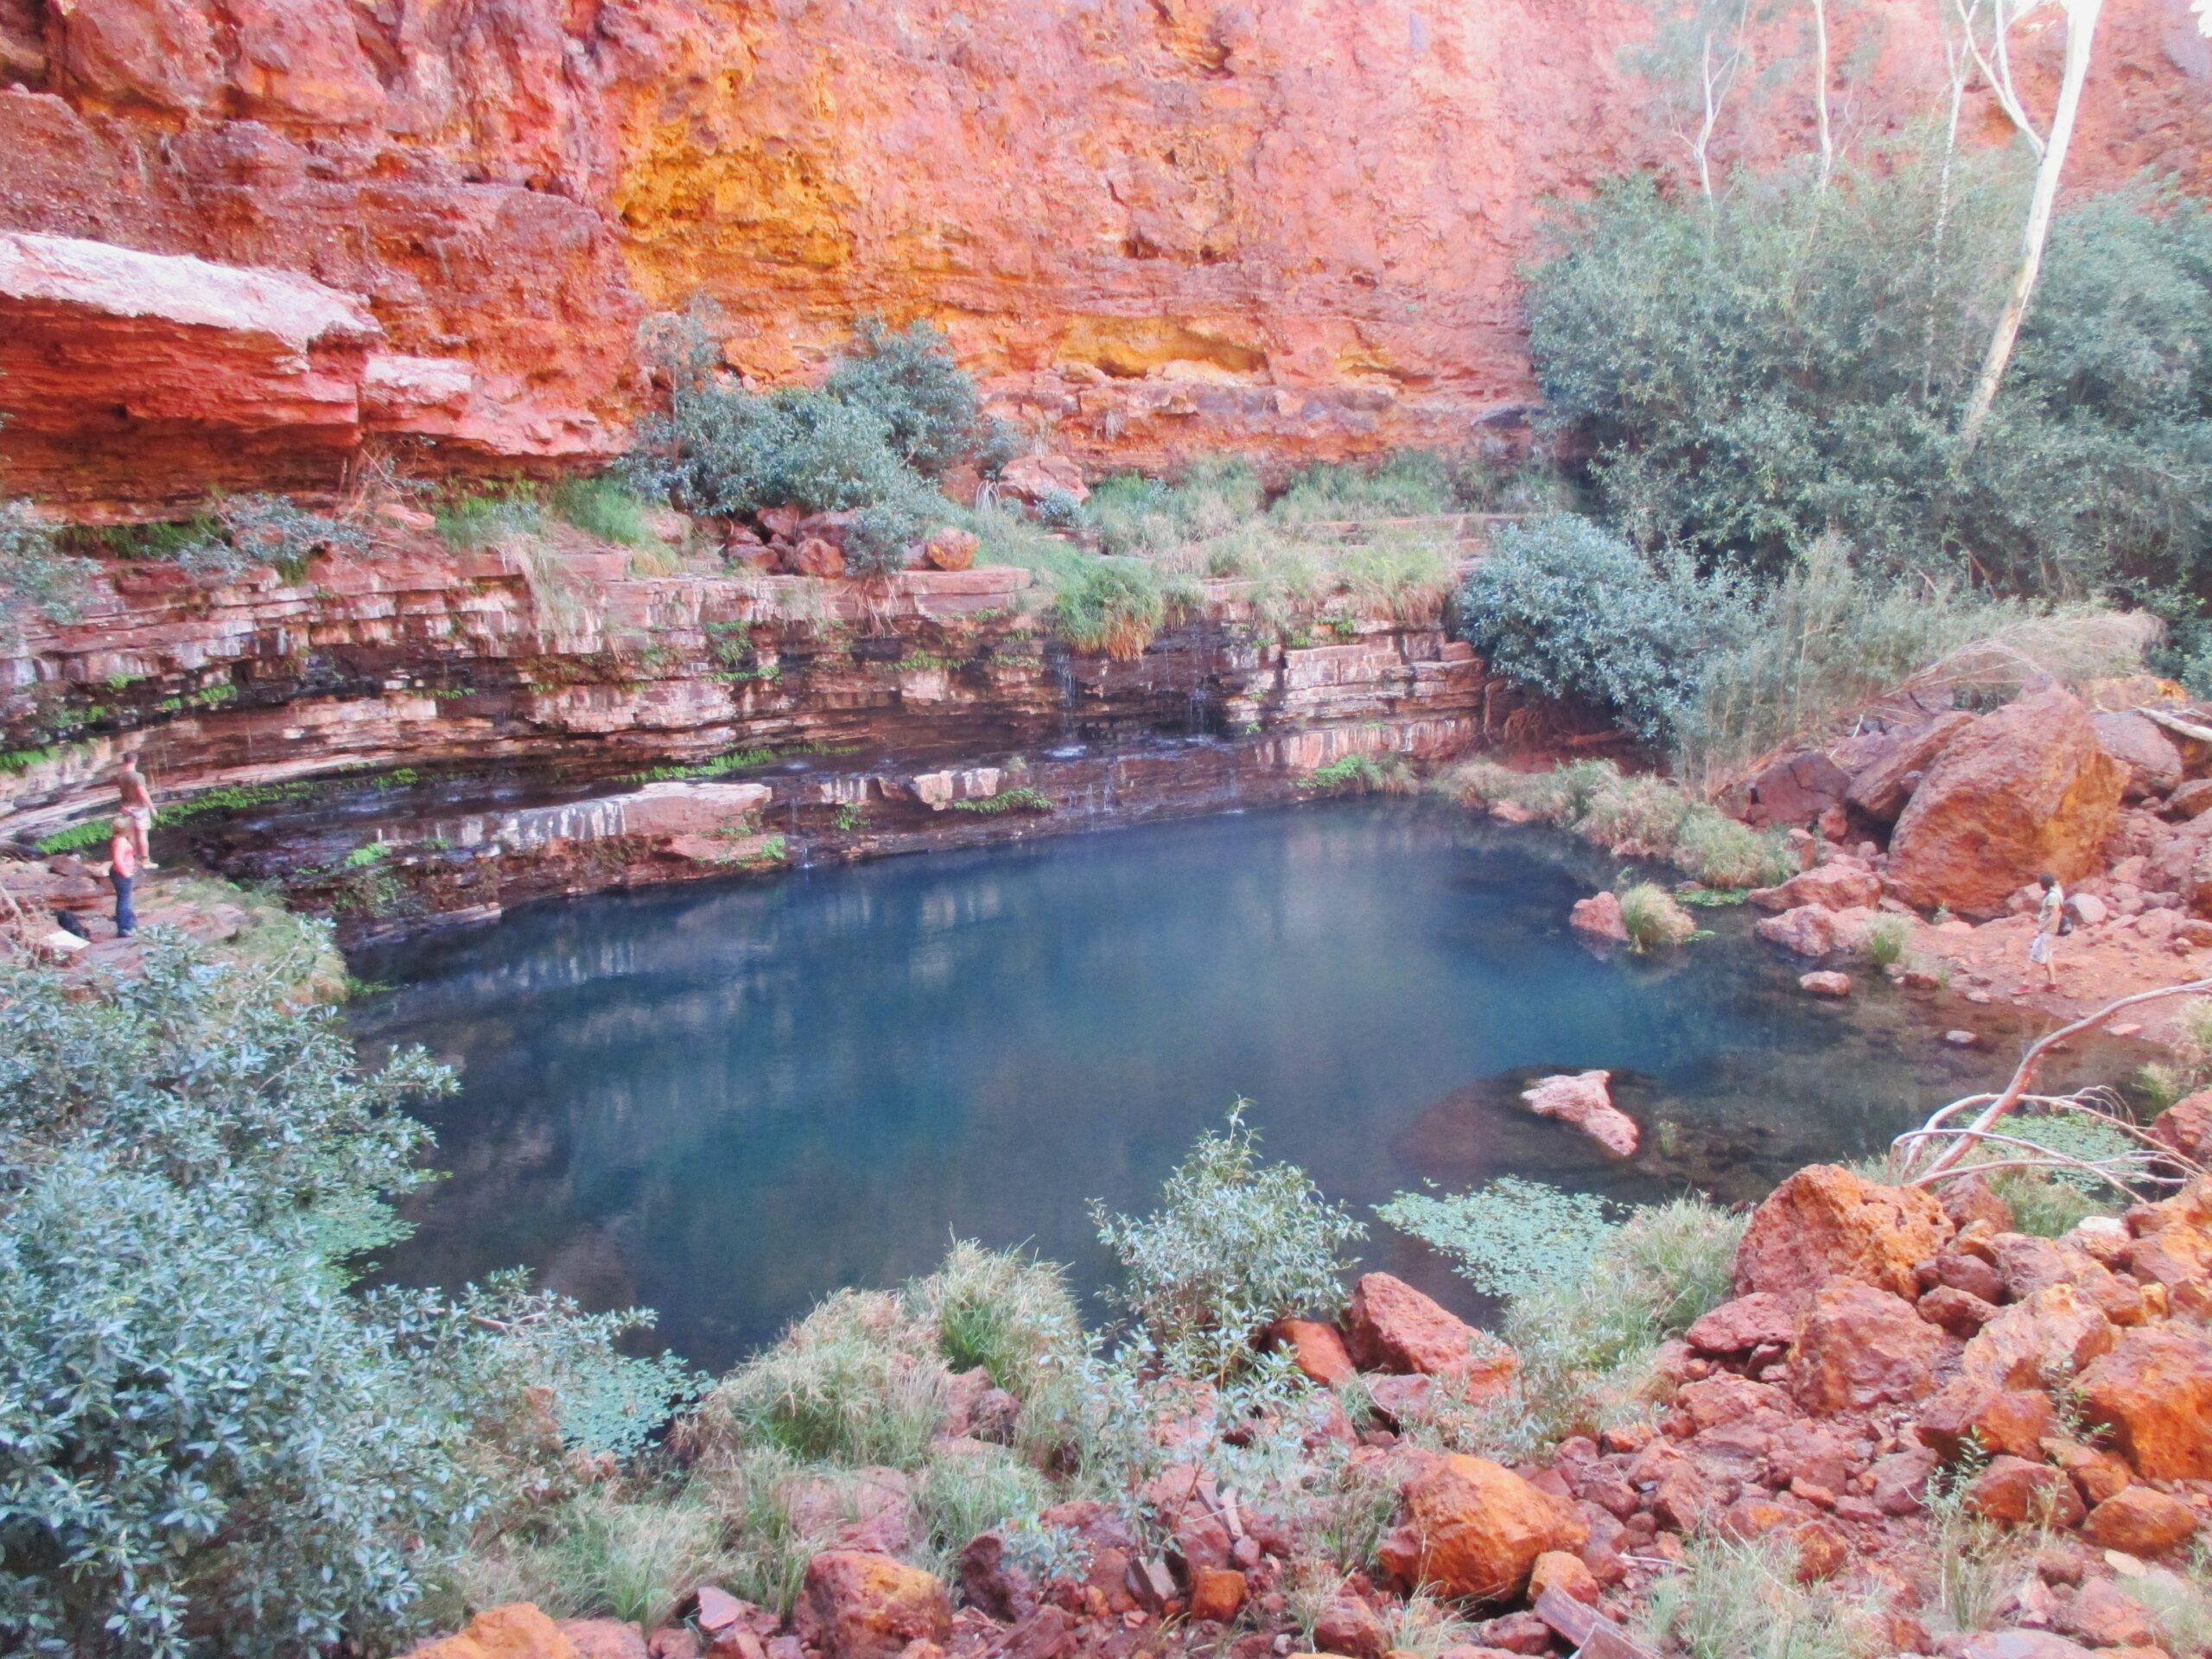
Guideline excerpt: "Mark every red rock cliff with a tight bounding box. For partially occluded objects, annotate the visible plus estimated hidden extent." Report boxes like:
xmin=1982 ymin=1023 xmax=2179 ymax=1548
xmin=1 ymin=0 xmax=2206 ymax=493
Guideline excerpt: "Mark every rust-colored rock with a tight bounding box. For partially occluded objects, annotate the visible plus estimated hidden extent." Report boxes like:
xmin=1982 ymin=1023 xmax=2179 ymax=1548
xmin=1733 ymin=1164 xmax=1953 ymax=1307
xmin=1527 ymin=1549 xmax=1599 ymax=1606
xmin=1185 ymin=1567 xmax=1246 ymax=1624
xmin=1311 ymin=1597 xmax=1385 ymax=1659
xmin=1748 ymin=860 xmax=1882 ymax=913
xmin=1268 ymin=1318 xmax=1355 ymax=1387
xmin=1345 ymin=1274 xmax=1515 ymax=1391
xmin=793 ymin=1553 xmax=951 ymax=1659
xmin=1569 ymin=891 xmax=1630 ymax=944
xmin=2082 ymin=1485 xmax=2199 ymax=1555
xmin=560 ymin=1623 xmax=650 ymax=1659
xmin=1886 ymin=688 xmax=2129 ymax=915
xmin=1518 ymin=1069 xmax=1638 ymax=1157
xmin=1789 ymin=1276 xmax=1951 ymax=1414
xmin=1844 ymin=712 xmax=1977 ymax=825
xmin=406 ymin=1605 xmax=581 ymax=1659
xmin=2150 ymin=1090 xmax=2212 ymax=1164
xmin=790 ymin=537 xmax=847 ymax=580
xmin=1914 ymin=1379 xmax=2056 ymax=1462
xmin=1753 ymin=904 xmax=1843 ymax=957
xmin=2093 ymin=711 xmax=2184 ymax=800
xmin=1917 ymin=1285 xmax=2001 ymax=1338
xmin=1376 ymin=1453 xmax=1587 ymax=1603
xmin=1959 ymin=1282 xmax=2120 ymax=1392
xmin=0 ymin=230 xmax=381 ymax=512
xmin=2044 ymin=1439 xmax=2132 ymax=1507
xmin=1685 ymin=1292 xmax=1797 ymax=1357
xmin=2078 ymin=1321 xmax=2212 ymax=1481
xmin=921 ymin=528 xmax=979 ymax=573
xmin=1964 ymin=1455 xmax=2088 ymax=1529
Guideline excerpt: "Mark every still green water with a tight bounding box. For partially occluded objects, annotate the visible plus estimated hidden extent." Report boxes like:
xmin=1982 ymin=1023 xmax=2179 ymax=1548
xmin=351 ymin=800 xmax=2061 ymax=1370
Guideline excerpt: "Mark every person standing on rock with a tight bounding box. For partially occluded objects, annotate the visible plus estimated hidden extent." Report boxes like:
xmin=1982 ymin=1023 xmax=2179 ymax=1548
xmin=107 ymin=814 xmax=138 ymax=938
xmin=2029 ymin=871 xmax=2063 ymax=991
xmin=118 ymin=751 xmax=158 ymax=870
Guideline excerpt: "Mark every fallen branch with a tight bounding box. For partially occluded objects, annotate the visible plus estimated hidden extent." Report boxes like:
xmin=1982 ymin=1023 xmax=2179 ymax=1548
xmin=1898 ymin=976 xmax=2212 ymax=1185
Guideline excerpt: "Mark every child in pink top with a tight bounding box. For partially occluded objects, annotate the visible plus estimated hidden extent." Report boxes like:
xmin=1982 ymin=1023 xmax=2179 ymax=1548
xmin=108 ymin=816 xmax=138 ymax=938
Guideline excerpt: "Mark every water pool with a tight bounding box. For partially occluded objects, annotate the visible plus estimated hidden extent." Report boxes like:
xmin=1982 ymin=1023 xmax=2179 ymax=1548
xmin=352 ymin=800 xmax=2081 ymax=1370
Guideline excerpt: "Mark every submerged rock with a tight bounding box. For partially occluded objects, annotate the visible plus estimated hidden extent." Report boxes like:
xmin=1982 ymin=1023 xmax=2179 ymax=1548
xmin=1519 ymin=1069 xmax=1638 ymax=1157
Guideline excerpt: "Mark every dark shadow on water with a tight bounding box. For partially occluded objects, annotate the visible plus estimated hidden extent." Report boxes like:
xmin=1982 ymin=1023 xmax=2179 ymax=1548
xmin=349 ymin=799 xmax=2146 ymax=1372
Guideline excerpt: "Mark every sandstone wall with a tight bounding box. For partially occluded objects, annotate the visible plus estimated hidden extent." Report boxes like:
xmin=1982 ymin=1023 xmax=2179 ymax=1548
xmin=2 ymin=0 xmax=2205 ymax=494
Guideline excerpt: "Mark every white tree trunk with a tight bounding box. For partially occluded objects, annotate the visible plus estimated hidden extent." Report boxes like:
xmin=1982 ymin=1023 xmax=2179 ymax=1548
xmin=1812 ymin=0 xmax=1834 ymax=187
xmin=1957 ymin=0 xmax=2103 ymax=456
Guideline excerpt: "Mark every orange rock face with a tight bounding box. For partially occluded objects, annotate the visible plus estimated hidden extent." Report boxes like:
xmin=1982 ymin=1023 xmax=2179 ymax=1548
xmin=405 ymin=1604 xmax=580 ymax=1659
xmin=1885 ymin=687 xmax=2129 ymax=916
xmin=2 ymin=0 xmax=2207 ymax=501
xmin=1376 ymin=1453 xmax=1587 ymax=1602
xmin=1732 ymin=1164 xmax=1954 ymax=1308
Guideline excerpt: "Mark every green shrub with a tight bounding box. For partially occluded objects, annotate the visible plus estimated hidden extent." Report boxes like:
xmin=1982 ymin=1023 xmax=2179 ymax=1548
xmin=1268 ymin=450 xmax=1472 ymax=524
xmin=1866 ymin=918 xmax=1908 ymax=968
xmin=1454 ymin=513 xmax=1749 ymax=747
xmin=914 ymin=1449 xmax=1050 ymax=1569
xmin=1528 ymin=163 xmax=2212 ymax=598
xmin=1093 ymin=1104 xmax=1364 ymax=1382
xmin=1052 ymin=556 xmax=1166 ymax=658
xmin=823 ymin=318 xmax=981 ymax=477
xmin=1376 ymin=1178 xmax=1623 ymax=1299
xmin=1673 ymin=804 xmax=1797 ymax=888
xmin=0 ymin=939 xmax=691 ymax=1658
xmin=1297 ymin=753 xmax=1416 ymax=797
xmin=460 ymin=1488 xmax=734 ymax=1630
xmin=1618 ymin=881 xmax=1697 ymax=950
xmin=0 ymin=499 xmax=96 ymax=645
xmin=551 ymin=475 xmax=659 ymax=547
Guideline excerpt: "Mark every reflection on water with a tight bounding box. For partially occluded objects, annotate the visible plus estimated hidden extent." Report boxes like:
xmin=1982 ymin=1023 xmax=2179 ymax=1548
xmin=351 ymin=800 xmax=2106 ymax=1371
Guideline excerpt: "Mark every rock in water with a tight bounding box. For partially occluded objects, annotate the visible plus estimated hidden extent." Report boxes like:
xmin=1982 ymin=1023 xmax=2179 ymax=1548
xmin=1885 ymin=686 xmax=2127 ymax=915
xmin=1520 ymin=1069 xmax=1638 ymax=1156
xmin=1568 ymin=890 xmax=1629 ymax=944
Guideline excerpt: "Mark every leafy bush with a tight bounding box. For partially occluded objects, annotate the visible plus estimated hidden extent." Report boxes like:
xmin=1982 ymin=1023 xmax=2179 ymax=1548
xmin=0 ymin=941 xmax=696 ymax=1658
xmin=1093 ymin=1104 xmax=1364 ymax=1382
xmin=1297 ymin=753 xmax=1416 ymax=797
xmin=1454 ymin=513 xmax=1749 ymax=747
xmin=551 ymin=475 xmax=659 ymax=547
xmin=1376 ymin=1178 xmax=1623 ymax=1298
xmin=823 ymin=319 xmax=981 ymax=477
xmin=1528 ymin=164 xmax=2212 ymax=599
xmin=1052 ymin=556 xmax=1166 ymax=658
xmin=0 ymin=499 xmax=95 ymax=644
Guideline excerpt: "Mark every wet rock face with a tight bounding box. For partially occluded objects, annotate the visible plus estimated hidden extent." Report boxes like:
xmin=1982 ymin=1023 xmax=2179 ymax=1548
xmin=3 ymin=0 xmax=2206 ymax=497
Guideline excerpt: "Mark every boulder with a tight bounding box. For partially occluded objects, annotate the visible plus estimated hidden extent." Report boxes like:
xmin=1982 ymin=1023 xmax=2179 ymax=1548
xmin=2171 ymin=776 xmax=2212 ymax=819
xmin=1519 ymin=1070 xmax=1638 ymax=1157
xmin=1753 ymin=905 xmax=1841 ymax=957
xmin=921 ymin=527 xmax=979 ymax=572
xmin=1527 ymin=1549 xmax=1600 ymax=1606
xmin=1964 ymin=1455 xmax=2087 ymax=1529
xmin=1845 ymin=712 xmax=1977 ymax=826
xmin=1268 ymin=1318 xmax=1355 ymax=1387
xmin=406 ymin=1605 xmax=581 ymax=1659
xmin=1789 ymin=1276 xmax=1950 ymax=1414
xmin=1376 ymin=1453 xmax=1588 ymax=1602
xmin=558 ymin=1622 xmax=648 ymax=1659
xmin=1748 ymin=860 xmax=1882 ymax=913
xmin=1685 ymin=1292 xmax=1798 ymax=1357
xmin=793 ymin=1553 xmax=951 ymax=1659
xmin=1345 ymin=1274 xmax=1515 ymax=1391
xmin=1311 ymin=1596 xmax=1385 ymax=1659
xmin=997 ymin=454 xmax=1089 ymax=505
xmin=1885 ymin=687 xmax=2127 ymax=915
xmin=1914 ymin=1378 xmax=2057 ymax=1461
xmin=1568 ymin=891 xmax=1629 ymax=944
xmin=1736 ymin=750 xmax=1852 ymax=828
xmin=2046 ymin=1440 xmax=2132 ymax=1506
xmin=1733 ymin=1164 xmax=1953 ymax=1307
xmin=1798 ymin=970 xmax=1852 ymax=998
xmin=2092 ymin=711 xmax=2184 ymax=800
xmin=1916 ymin=1284 xmax=2000 ymax=1337
xmin=2082 ymin=1485 xmax=2199 ymax=1555
xmin=1959 ymin=1283 xmax=2120 ymax=1391
xmin=2055 ymin=1578 xmax=2157 ymax=1650
xmin=2079 ymin=1321 xmax=2212 ymax=1480
xmin=2149 ymin=1091 xmax=2212 ymax=1164
xmin=790 ymin=537 xmax=846 ymax=579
